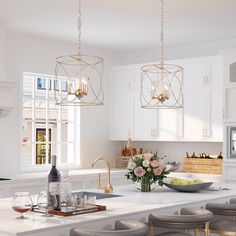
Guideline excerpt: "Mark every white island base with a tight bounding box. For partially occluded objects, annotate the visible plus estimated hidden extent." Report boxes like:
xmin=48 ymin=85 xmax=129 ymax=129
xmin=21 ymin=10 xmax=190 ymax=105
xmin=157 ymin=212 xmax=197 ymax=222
xmin=0 ymin=183 xmax=236 ymax=236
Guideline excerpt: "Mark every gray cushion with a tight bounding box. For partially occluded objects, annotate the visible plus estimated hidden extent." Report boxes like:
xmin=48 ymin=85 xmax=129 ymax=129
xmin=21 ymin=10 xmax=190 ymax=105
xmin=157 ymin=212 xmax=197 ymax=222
xmin=70 ymin=220 xmax=148 ymax=236
xmin=210 ymin=219 xmax=236 ymax=231
xmin=206 ymin=203 xmax=236 ymax=216
xmin=149 ymin=208 xmax=213 ymax=229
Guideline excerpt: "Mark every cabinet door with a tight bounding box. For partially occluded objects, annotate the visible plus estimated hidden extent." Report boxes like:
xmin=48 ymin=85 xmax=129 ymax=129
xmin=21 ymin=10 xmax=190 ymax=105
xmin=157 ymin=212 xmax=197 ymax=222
xmin=184 ymin=89 xmax=207 ymax=140
xmin=134 ymin=97 xmax=158 ymax=141
xmin=208 ymin=88 xmax=223 ymax=141
xmin=109 ymin=69 xmax=135 ymax=140
xmin=110 ymin=94 xmax=134 ymax=140
xmin=224 ymin=86 xmax=236 ymax=122
xmin=110 ymin=70 xmax=134 ymax=93
xmin=158 ymin=109 xmax=183 ymax=140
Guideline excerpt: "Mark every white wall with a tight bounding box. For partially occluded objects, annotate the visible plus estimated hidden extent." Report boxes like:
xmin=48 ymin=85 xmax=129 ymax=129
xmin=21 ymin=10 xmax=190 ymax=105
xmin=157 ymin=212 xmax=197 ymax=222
xmin=0 ymin=28 xmax=122 ymax=177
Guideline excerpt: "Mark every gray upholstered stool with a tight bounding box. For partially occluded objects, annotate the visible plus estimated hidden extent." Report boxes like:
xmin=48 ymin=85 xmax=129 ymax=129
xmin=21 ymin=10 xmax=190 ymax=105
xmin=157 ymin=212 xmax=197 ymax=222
xmin=70 ymin=219 xmax=148 ymax=236
xmin=149 ymin=208 xmax=213 ymax=236
xmin=206 ymin=200 xmax=236 ymax=235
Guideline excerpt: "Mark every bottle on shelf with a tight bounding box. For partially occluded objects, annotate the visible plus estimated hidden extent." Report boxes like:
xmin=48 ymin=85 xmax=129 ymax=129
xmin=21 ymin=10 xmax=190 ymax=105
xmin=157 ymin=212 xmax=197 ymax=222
xmin=47 ymin=155 xmax=61 ymax=210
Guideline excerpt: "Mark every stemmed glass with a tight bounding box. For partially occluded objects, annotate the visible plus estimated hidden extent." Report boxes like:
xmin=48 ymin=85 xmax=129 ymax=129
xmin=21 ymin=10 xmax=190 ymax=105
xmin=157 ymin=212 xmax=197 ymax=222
xmin=11 ymin=192 xmax=33 ymax=219
xmin=37 ymin=191 xmax=57 ymax=217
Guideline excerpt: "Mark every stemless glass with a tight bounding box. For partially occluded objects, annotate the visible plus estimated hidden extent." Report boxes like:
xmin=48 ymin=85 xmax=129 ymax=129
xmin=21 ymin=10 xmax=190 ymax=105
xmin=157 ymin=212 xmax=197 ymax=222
xmin=37 ymin=191 xmax=57 ymax=217
xmin=11 ymin=192 xmax=33 ymax=219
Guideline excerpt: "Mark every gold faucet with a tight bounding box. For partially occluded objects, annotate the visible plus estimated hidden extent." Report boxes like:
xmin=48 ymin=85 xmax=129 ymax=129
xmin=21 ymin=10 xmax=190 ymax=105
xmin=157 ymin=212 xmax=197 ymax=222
xmin=91 ymin=157 xmax=113 ymax=194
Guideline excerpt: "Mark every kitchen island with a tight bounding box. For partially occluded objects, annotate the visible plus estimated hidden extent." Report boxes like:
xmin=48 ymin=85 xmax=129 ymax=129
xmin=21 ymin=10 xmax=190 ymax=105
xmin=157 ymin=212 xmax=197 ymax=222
xmin=0 ymin=182 xmax=236 ymax=236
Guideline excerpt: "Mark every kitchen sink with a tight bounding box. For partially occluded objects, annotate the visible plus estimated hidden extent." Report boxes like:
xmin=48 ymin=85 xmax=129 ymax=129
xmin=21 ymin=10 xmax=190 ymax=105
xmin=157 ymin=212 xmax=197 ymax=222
xmin=72 ymin=191 xmax=122 ymax=199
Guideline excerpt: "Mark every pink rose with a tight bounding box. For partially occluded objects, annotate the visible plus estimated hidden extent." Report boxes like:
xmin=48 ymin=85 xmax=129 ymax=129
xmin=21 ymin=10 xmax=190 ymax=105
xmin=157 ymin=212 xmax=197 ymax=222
xmin=143 ymin=153 xmax=153 ymax=160
xmin=134 ymin=166 xmax=146 ymax=177
xmin=153 ymin=167 xmax=163 ymax=176
xmin=151 ymin=160 xmax=161 ymax=168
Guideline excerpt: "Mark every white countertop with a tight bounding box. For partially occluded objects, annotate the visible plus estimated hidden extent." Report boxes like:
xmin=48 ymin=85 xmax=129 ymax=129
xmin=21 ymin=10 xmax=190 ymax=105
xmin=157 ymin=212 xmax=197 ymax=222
xmin=0 ymin=182 xmax=235 ymax=236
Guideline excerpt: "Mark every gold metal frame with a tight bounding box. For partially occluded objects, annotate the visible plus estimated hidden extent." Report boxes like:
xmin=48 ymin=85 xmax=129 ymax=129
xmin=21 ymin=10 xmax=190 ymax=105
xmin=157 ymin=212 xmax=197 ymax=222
xmin=141 ymin=63 xmax=183 ymax=109
xmin=149 ymin=221 xmax=210 ymax=236
xmin=55 ymin=54 xmax=104 ymax=106
xmin=140 ymin=0 xmax=183 ymax=109
xmin=54 ymin=0 xmax=104 ymax=106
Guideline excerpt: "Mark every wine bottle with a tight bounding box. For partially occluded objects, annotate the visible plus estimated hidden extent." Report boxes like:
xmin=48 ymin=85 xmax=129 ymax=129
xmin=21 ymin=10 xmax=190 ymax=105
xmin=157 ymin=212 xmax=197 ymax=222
xmin=48 ymin=155 xmax=61 ymax=210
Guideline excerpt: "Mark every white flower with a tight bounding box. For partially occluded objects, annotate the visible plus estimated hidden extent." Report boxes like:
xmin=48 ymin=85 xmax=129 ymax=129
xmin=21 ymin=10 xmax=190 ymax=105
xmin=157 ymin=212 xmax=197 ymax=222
xmin=135 ymin=154 xmax=143 ymax=159
xmin=142 ymin=160 xmax=150 ymax=168
xmin=147 ymin=167 xmax=151 ymax=172
xmin=127 ymin=161 xmax=137 ymax=170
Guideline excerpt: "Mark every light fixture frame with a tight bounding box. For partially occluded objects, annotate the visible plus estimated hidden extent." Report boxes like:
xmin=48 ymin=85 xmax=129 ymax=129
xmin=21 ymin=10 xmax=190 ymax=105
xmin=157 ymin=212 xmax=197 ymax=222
xmin=54 ymin=0 xmax=104 ymax=106
xmin=140 ymin=0 xmax=183 ymax=109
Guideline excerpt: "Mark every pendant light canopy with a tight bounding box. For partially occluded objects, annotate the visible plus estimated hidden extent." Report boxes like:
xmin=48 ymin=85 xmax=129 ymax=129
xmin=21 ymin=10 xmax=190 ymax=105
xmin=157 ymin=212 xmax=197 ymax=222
xmin=140 ymin=0 xmax=183 ymax=109
xmin=55 ymin=0 xmax=104 ymax=106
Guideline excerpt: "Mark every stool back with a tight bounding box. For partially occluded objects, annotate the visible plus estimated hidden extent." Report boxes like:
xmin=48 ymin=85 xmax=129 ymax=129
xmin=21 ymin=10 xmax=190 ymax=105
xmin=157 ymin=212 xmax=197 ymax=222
xmin=70 ymin=220 xmax=148 ymax=236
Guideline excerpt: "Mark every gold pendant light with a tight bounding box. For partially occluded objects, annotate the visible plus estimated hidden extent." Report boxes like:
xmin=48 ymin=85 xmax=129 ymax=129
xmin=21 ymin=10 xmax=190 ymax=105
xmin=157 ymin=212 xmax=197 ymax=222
xmin=55 ymin=0 xmax=104 ymax=106
xmin=140 ymin=0 xmax=183 ymax=109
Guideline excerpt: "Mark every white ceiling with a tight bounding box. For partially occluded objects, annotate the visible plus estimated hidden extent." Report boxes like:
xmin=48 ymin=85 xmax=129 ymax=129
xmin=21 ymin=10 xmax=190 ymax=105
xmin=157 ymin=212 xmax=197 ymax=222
xmin=0 ymin=0 xmax=236 ymax=51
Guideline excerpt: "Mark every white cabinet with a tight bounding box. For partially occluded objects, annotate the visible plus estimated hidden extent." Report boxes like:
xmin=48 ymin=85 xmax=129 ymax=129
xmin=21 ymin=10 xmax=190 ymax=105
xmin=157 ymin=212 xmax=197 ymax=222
xmin=109 ymin=55 xmax=223 ymax=142
xmin=184 ymin=88 xmax=207 ymax=140
xmin=184 ymin=87 xmax=223 ymax=141
xmin=109 ymin=69 xmax=135 ymax=140
xmin=134 ymin=97 xmax=158 ymax=141
xmin=223 ymin=53 xmax=236 ymax=122
xmin=158 ymin=109 xmax=183 ymax=140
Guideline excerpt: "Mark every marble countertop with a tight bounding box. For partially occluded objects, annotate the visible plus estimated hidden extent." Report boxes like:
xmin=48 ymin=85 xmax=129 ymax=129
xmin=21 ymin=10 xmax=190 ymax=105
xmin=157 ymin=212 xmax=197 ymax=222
xmin=0 ymin=182 xmax=235 ymax=236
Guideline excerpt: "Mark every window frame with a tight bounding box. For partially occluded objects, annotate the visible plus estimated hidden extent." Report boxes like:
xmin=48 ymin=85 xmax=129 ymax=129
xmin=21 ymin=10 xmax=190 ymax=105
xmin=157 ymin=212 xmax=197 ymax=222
xmin=20 ymin=72 xmax=81 ymax=172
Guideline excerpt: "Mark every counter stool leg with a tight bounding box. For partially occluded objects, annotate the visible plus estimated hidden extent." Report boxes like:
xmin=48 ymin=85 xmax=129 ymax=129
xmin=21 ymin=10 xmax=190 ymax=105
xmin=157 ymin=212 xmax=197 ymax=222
xmin=194 ymin=228 xmax=198 ymax=236
xmin=149 ymin=224 xmax=154 ymax=236
xmin=204 ymin=222 xmax=209 ymax=236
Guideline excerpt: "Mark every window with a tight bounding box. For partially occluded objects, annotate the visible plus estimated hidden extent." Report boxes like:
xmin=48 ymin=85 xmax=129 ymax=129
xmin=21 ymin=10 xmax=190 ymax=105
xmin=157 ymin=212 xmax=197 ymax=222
xmin=21 ymin=73 xmax=80 ymax=170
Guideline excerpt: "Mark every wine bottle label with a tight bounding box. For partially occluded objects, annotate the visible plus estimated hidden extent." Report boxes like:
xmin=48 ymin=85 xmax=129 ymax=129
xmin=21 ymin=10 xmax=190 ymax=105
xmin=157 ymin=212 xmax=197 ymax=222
xmin=49 ymin=182 xmax=61 ymax=195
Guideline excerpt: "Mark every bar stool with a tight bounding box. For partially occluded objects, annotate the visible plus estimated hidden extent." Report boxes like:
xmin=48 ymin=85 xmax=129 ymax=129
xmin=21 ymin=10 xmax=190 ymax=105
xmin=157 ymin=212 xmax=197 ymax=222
xmin=206 ymin=200 xmax=236 ymax=235
xmin=70 ymin=219 xmax=148 ymax=236
xmin=148 ymin=208 xmax=213 ymax=236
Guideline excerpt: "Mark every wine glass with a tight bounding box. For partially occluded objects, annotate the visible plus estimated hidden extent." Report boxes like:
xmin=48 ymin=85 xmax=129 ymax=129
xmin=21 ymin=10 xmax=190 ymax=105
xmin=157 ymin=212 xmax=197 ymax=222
xmin=37 ymin=191 xmax=57 ymax=217
xmin=11 ymin=192 xmax=33 ymax=219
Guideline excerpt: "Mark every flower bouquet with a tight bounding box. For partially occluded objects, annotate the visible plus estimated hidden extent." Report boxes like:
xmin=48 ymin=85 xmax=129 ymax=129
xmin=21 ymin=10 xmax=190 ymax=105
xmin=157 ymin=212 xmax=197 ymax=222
xmin=125 ymin=152 xmax=169 ymax=192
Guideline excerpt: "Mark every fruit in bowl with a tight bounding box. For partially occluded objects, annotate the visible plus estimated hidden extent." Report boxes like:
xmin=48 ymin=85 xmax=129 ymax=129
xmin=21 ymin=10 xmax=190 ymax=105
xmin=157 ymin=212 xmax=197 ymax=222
xmin=170 ymin=178 xmax=203 ymax=185
xmin=163 ymin=177 xmax=213 ymax=192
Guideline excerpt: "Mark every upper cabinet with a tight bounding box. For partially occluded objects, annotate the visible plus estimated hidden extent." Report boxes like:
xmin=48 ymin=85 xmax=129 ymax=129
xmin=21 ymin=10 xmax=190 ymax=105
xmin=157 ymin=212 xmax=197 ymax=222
xmin=109 ymin=68 xmax=135 ymax=140
xmin=223 ymin=52 xmax=236 ymax=122
xmin=109 ymin=55 xmax=224 ymax=142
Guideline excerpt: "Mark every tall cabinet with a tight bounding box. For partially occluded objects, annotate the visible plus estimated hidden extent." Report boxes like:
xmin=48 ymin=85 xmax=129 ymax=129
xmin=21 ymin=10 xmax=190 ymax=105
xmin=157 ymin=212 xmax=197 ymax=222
xmin=109 ymin=55 xmax=224 ymax=142
xmin=222 ymin=51 xmax=236 ymax=182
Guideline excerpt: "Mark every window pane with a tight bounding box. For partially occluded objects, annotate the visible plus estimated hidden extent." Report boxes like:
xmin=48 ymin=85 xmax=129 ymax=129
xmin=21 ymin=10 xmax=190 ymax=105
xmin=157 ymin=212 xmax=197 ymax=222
xmin=22 ymin=73 xmax=79 ymax=168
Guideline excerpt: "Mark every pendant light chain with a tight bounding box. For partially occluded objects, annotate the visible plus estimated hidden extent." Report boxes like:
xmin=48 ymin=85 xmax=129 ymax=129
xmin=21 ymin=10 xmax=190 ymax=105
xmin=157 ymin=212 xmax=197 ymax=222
xmin=160 ymin=0 xmax=164 ymax=67
xmin=78 ymin=0 xmax=82 ymax=55
xmin=140 ymin=0 xmax=183 ymax=109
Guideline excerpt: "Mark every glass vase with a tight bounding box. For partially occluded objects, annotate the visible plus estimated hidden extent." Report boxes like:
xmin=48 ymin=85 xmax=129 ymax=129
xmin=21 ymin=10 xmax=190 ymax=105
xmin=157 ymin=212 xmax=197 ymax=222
xmin=141 ymin=177 xmax=151 ymax=192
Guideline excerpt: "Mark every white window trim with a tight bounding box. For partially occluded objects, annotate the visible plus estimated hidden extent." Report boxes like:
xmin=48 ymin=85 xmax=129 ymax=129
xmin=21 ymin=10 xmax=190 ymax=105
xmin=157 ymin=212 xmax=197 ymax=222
xmin=20 ymin=72 xmax=81 ymax=173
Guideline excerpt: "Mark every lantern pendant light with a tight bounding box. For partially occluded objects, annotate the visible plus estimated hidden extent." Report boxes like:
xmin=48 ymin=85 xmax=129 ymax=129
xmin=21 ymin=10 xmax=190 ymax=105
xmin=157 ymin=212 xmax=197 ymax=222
xmin=55 ymin=0 xmax=104 ymax=106
xmin=140 ymin=0 xmax=183 ymax=109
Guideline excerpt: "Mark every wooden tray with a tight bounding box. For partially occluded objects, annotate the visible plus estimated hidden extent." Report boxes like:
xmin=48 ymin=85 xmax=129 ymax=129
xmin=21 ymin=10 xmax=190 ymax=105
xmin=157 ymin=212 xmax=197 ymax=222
xmin=32 ymin=205 xmax=106 ymax=217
